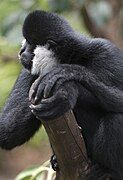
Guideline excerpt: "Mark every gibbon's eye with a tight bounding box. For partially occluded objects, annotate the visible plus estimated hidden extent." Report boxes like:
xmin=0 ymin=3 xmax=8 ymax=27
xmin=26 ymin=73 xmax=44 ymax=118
xmin=47 ymin=40 xmax=57 ymax=50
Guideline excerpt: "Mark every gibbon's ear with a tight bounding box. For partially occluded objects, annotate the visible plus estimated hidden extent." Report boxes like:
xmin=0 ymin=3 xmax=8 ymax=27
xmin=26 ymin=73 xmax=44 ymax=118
xmin=47 ymin=39 xmax=57 ymax=50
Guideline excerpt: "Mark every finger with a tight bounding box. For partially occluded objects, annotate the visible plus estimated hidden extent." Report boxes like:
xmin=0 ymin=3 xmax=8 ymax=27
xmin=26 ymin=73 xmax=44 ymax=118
xmin=29 ymin=76 xmax=42 ymax=103
xmin=43 ymin=76 xmax=64 ymax=98
xmin=29 ymin=88 xmax=35 ymax=102
xmin=43 ymin=77 xmax=58 ymax=98
xmin=31 ymin=108 xmax=57 ymax=120
xmin=43 ymin=81 xmax=54 ymax=99
xmin=34 ymin=83 xmax=46 ymax=104
xmin=31 ymin=99 xmax=70 ymax=120
xmin=32 ymin=73 xmax=60 ymax=103
xmin=29 ymin=79 xmax=39 ymax=101
xmin=30 ymin=103 xmax=43 ymax=110
xmin=30 ymin=95 xmax=58 ymax=111
xmin=31 ymin=104 xmax=64 ymax=120
xmin=30 ymin=91 xmax=64 ymax=114
xmin=30 ymin=89 xmax=68 ymax=112
xmin=33 ymin=67 xmax=64 ymax=100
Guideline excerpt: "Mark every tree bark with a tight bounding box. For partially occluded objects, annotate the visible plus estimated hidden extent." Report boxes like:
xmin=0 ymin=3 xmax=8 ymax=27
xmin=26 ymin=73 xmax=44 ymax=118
xmin=42 ymin=110 xmax=89 ymax=180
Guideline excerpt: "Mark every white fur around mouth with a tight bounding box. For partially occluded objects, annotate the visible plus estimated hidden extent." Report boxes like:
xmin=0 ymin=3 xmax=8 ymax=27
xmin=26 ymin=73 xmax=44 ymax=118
xmin=31 ymin=45 xmax=58 ymax=76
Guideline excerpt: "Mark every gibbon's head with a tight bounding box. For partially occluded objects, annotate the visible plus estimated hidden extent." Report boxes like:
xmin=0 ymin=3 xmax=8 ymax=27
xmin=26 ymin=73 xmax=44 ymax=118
xmin=20 ymin=10 xmax=78 ymax=76
xmin=19 ymin=39 xmax=58 ymax=76
xmin=22 ymin=10 xmax=73 ymax=46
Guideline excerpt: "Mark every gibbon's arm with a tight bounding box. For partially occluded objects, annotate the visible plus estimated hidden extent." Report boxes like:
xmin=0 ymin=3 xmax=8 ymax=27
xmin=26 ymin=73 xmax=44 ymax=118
xmin=30 ymin=63 xmax=123 ymax=117
xmin=0 ymin=68 xmax=41 ymax=150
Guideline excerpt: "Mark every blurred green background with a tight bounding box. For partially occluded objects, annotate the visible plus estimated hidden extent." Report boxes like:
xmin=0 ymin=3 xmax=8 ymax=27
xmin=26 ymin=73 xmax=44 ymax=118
xmin=0 ymin=0 xmax=123 ymax=179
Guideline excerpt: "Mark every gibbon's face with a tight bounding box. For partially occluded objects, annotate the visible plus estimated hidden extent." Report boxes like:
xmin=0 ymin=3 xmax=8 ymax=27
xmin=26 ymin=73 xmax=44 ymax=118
xmin=19 ymin=10 xmax=73 ymax=75
xmin=19 ymin=39 xmax=58 ymax=76
xmin=18 ymin=39 xmax=35 ymax=71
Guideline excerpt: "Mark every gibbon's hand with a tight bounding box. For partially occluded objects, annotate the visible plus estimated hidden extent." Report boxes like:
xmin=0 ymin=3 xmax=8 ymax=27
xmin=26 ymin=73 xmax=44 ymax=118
xmin=29 ymin=65 xmax=79 ymax=120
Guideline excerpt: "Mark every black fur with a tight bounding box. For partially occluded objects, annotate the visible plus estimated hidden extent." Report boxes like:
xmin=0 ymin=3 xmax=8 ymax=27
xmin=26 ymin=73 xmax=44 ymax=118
xmin=0 ymin=10 xmax=123 ymax=179
xmin=19 ymin=41 xmax=35 ymax=70
xmin=0 ymin=69 xmax=41 ymax=149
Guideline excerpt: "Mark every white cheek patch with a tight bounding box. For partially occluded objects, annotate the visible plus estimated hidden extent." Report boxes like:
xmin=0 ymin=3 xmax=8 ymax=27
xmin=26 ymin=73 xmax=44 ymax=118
xmin=31 ymin=45 xmax=58 ymax=76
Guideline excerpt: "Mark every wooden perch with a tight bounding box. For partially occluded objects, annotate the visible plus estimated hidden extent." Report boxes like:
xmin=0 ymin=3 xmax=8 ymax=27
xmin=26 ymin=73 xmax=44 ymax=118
xmin=42 ymin=110 xmax=90 ymax=180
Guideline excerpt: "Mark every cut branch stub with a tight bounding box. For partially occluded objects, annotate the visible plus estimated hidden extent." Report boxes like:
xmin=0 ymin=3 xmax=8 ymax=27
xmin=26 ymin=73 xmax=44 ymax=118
xmin=42 ymin=110 xmax=89 ymax=180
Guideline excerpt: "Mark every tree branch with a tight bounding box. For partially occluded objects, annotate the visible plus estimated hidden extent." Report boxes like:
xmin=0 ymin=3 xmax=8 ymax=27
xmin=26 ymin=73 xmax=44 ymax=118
xmin=80 ymin=4 xmax=107 ymax=38
xmin=80 ymin=1 xmax=123 ymax=49
xmin=42 ymin=110 xmax=90 ymax=180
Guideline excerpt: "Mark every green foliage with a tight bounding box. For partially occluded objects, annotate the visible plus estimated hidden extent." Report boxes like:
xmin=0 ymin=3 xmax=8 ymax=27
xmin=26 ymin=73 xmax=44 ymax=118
xmin=49 ymin=0 xmax=71 ymax=13
xmin=0 ymin=0 xmax=112 ymax=45
xmin=0 ymin=61 xmax=21 ymax=109
xmin=0 ymin=37 xmax=19 ymax=57
xmin=89 ymin=1 xmax=112 ymax=27
xmin=0 ymin=0 xmax=49 ymax=45
xmin=63 ymin=11 xmax=88 ymax=35
xmin=49 ymin=0 xmax=86 ymax=13
xmin=15 ymin=160 xmax=56 ymax=180
xmin=29 ymin=126 xmax=48 ymax=147
xmin=38 ymin=0 xmax=49 ymax=10
xmin=0 ymin=1 xmax=22 ymax=38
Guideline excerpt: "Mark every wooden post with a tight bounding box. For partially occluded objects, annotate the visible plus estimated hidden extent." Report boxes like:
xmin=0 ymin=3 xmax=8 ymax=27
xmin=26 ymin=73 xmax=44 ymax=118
xmin=42 ymin=110 xmax=89 ymax=180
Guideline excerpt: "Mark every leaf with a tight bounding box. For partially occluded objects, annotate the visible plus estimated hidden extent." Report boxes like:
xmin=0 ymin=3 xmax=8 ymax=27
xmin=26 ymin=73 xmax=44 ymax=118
xmin=15 ymin=167 xmax=38 ymax=180
xmin=15 ymin=161 xmax=56 ymax=180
